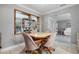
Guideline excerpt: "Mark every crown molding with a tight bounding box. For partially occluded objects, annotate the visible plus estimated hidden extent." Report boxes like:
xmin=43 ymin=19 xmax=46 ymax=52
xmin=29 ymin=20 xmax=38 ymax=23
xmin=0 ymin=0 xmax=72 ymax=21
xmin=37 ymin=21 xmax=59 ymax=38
xmin=16 ymin=4 xmax=41 ymax=15
xmin=16 ymin=4 xmax=76 ymax=15
xmin=42 ymin=4 xmax=76 ymax=15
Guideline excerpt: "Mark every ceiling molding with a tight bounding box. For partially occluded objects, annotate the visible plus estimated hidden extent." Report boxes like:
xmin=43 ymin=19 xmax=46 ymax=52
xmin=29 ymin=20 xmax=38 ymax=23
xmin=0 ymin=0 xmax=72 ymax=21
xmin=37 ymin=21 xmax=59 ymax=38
xmin=42 ymin=4 xmax=76 ymax=15
xmin=16 ymin=4 xmax=76 ymax=15
xmin=16 ymin=4 xmax=41 ymax=15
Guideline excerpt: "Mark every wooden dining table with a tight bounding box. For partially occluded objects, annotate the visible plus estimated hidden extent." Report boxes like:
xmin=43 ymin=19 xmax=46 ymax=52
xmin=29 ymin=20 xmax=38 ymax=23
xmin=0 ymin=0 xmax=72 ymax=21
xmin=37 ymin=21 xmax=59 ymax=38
xmin=30 ymin=32 xmax=51 ymax=40
xmin=30 ymin=32 xmax=52 ymax=53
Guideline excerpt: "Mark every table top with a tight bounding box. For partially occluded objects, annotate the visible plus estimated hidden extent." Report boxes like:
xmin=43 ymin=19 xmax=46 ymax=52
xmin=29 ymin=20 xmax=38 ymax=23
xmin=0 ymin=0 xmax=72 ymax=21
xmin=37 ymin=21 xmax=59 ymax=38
xmin=30 ymin=32 xmax=51 ymax=39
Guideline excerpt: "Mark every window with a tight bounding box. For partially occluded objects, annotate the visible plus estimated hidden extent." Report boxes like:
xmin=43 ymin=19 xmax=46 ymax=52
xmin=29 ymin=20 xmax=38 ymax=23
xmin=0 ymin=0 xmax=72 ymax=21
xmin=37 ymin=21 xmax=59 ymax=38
xmin=14 ymin=9 xmax=40 ymax=34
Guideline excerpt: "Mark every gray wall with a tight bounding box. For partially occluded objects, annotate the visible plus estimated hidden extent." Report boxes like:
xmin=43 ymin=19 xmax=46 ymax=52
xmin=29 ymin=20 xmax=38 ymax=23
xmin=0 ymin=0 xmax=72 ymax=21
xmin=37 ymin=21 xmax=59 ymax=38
xmin=42 ymin=5 xmax=79 ymax=44
xmin=0 ymin=9 xmax=1 ymax=46
xmin=0 ymin=5 xmax=3 ymax=47
xmin=57 ymin=20 xmax=71 ymax=31
xmin=0 ymin=5 xmax=41 ymax=48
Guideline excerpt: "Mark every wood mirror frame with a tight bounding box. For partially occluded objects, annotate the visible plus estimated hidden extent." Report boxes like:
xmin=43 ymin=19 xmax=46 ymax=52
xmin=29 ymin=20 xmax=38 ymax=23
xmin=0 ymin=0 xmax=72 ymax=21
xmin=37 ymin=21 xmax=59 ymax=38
xmin=14 ymin=9 xmax=40 ymax=34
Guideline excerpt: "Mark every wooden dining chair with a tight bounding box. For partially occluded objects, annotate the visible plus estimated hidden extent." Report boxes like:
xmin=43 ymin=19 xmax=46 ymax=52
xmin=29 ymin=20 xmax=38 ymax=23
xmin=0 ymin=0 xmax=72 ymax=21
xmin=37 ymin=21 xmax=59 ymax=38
xmin=42 ymin=33 xmax=56 ymax=54
xmin=22 ymin=32 xmax=42 ymax=54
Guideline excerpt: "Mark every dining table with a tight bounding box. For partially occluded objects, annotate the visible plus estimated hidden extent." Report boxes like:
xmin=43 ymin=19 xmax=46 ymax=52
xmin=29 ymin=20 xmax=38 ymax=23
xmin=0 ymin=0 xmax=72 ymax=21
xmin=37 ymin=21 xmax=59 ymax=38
xmin=30 ymin=32 xmax=51 ymax=40
xmin=29 ymin=32 xmax=53 ymax=53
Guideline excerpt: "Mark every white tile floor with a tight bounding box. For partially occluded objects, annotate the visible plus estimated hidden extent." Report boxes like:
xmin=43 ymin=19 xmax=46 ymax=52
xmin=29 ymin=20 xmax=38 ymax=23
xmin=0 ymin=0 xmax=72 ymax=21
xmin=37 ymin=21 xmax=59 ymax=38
xmin=54 ymin=35 xmax=78 ymax=54
xmin=55 ymin=35 xmax=71 ymax=43
xmin=0 ymin=35 xmax=78 ymax=54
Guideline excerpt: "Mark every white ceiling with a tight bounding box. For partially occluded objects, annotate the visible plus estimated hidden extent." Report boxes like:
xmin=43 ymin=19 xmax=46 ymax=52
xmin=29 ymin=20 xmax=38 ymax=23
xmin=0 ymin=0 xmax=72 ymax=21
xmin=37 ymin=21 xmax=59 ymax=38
xmin=52 ymin=13 xmax=71 ymax=21
xmin=24 ymin=4 xmax=65 ymax=14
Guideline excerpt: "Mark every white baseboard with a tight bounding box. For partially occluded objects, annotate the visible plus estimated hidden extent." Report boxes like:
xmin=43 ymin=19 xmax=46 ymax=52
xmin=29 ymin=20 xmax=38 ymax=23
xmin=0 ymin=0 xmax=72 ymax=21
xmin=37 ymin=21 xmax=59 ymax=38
xmin=0 ymin=43 xmax=25 ymax=54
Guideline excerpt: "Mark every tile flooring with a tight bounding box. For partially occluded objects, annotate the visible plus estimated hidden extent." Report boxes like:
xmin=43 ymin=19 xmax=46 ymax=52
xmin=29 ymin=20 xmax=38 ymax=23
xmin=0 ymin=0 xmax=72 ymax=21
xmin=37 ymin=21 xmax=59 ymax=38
xmin=0 ymin=35 xmax=78 ymax=54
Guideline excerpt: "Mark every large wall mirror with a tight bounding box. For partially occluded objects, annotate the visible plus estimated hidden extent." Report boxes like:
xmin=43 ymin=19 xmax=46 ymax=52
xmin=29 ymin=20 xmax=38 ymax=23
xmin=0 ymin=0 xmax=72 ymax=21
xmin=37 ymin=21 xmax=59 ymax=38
xmin=14 ymin=9 xmax=40 ymax=34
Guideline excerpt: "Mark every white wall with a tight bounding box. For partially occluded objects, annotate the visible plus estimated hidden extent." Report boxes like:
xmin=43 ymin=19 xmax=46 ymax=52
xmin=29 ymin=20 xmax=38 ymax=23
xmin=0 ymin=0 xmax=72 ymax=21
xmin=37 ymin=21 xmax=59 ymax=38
xmin=42 ymin=16 xmax=57 ymax=33
xmin=0 ymin=4 xmax=41 ymax=48
xmin=42 ymin=5 xmax=79 ymax=44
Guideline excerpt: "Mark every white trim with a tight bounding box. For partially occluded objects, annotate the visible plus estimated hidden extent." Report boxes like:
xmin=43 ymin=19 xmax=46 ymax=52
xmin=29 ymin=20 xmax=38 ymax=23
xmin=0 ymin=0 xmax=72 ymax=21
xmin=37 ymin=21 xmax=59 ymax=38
xmin=1 ymin=43 xmax=25 ymax=52
xmin=16 ymin=4 xmax=76 ymax=15
xmin=42 ymin=4 xmax=76 ymax=15
xmin=16 ymin=4 xmax=41 ymax=15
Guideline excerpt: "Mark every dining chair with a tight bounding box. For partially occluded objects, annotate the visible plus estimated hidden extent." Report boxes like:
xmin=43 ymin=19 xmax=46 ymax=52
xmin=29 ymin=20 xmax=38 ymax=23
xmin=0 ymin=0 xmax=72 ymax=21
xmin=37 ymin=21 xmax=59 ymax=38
xmin=22 ymin=32 xmax=42 ymax=54
xmin=42 ymin=32 xmax=56 ymax=54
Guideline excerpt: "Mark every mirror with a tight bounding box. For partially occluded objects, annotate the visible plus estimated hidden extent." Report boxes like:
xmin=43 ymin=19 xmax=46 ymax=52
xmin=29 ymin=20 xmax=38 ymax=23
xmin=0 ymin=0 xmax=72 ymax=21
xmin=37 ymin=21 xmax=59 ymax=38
xmin=14 ymin=9 xmax=40 ymax=34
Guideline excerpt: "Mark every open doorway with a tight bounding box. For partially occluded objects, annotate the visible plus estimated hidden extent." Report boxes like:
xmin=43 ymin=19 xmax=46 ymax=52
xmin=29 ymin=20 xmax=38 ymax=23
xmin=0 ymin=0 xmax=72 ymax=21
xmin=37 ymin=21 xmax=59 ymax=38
xmin=55 ymin=13 xmax=71 ymax=43
xmin=48 ymin=13 xmax=73 ymax=53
